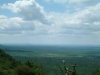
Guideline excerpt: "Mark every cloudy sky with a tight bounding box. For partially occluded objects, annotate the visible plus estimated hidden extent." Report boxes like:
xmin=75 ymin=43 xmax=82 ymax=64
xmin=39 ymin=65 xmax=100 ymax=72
xmin=0 ymin=0 xmax=100 ymax=45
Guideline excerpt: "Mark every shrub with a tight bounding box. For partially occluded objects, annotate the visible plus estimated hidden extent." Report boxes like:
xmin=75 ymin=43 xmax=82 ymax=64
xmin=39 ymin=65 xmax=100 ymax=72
xmin=14 ymin=65 xmax=35 ymax=75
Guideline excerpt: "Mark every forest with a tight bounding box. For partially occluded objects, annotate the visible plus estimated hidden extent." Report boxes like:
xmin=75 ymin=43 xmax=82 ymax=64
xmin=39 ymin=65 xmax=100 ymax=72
xmin=0 ymin=44 xmax=100 ymax=75
xmin=0 ymin=48 xmax=45 ymax=75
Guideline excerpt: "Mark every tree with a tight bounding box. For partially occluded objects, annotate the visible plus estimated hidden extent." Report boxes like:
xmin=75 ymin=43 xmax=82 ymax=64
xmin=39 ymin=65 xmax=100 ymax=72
xmin=92 ymin=69 xmax=100 ymax=75
xmin=0 ymin=49 xmax=45 ymax=75
xmin=14 ymin=65 xmax=35 ymax=75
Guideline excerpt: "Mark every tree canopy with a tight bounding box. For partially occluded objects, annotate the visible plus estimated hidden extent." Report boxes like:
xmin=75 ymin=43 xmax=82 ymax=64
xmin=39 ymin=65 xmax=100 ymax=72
xmin=0 ymin=49 xmax=45 ymax=75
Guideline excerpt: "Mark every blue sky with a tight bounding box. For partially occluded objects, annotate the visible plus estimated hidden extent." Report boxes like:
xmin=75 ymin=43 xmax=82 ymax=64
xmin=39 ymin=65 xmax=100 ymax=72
xmin=0 ymin=0 xmax=100 ymax=45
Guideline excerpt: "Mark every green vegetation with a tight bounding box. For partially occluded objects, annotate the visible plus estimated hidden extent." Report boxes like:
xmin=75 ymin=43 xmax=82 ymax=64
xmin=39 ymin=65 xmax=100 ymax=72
xmin=92 ymin=69 xmax=100 ymax=75
xmin=0 ymin=49 xmax=45 ymax=75
xmin=1 ymin=45 xmax=100 ymax=75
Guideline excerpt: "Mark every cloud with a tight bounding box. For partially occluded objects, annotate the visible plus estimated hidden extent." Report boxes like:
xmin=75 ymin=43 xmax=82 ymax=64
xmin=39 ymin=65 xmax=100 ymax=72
xmin=42 ymin=0 xmax=100 ymax=13
xmin=0 ymin=0 xmax=100 ymax=45
xmin=0 ymin=15 xmax=50 ymax=36
xmin=48 ymin=3 xmax=100 ymax=36
xmin=0 ymin=15 xmax=35 ymax=35
xmin=0 ymin=0 xmax=100 ymax=37
xmin=69 ymin=0 xmax=96 ymax=4
xmin=46 ymin=0 xmax=98 ymax=4
xmin=1 ymin=0 xmax=50 ymax=25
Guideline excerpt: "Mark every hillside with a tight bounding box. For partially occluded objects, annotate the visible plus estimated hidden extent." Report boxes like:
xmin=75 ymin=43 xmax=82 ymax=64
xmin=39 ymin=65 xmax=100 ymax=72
xmin=0 ymin=49 xmax=44 ymax=75
xmin=0 ymin=49 xmax=18 ymax=68
xmin=0 ymin=49 xmax=18 ymax=75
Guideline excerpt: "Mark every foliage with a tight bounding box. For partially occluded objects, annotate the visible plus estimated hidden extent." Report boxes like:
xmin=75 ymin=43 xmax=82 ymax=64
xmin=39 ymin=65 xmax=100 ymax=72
xmin=0 ymin=48 xmax=18 ymax=69
xmin=14 ymin=65 xmax=35 ymax=75
xmin=1 ymin=45 xmax=100 ymax=75
xmin=0 ymin=48 xmax=45 ymax=75
xmin=92 ymin=69 xmax=100 ymax=75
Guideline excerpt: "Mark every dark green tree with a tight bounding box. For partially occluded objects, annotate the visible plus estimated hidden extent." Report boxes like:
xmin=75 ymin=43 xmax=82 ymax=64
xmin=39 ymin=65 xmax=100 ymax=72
xmin=0 ymin=49 xmax=45 ymax=75
xmin=92 ymin=69 xmax=100 ymax=75
xmin=14 ymin=65 xmax=35 ymax=75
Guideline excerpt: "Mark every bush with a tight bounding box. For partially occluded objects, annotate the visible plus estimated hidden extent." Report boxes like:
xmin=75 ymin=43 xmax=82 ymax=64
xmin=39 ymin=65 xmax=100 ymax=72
xmin=14 ymin=65 xmax=35 ymax=75
xmin=92 ymin=69 xmax=100 ymax=75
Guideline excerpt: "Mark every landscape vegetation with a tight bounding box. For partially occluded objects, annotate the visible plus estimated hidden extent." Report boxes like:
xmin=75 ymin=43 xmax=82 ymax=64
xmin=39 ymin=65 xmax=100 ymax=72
xmin=1 ymin=0 xmax=100 ymax=75
xmin=0 ymin=44 xmax=100 ymax=75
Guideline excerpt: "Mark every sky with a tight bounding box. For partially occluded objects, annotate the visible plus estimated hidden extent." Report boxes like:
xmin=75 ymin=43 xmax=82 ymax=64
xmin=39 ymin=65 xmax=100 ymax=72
xmin=0 ymin=0 xmax=100 ymax=45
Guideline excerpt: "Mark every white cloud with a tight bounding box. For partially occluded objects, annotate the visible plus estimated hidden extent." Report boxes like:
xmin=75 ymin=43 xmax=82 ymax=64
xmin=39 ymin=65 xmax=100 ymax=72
xmin=0 ymin=0 xmax=100 ymax=39
xmin=0 ymin=15 xmax=35 ymax=34
xmin=0 ymin=0 xmax=100 ymax=44
xmin=69 ymin=0 xmax=95 ymax=3
xmin=47 ymin=3 xmax=100 ymax=36
xmin=1 ymin=0 xmax=50 ymax=25
xmin=48 ymin=0 xmax=98 ymax=4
